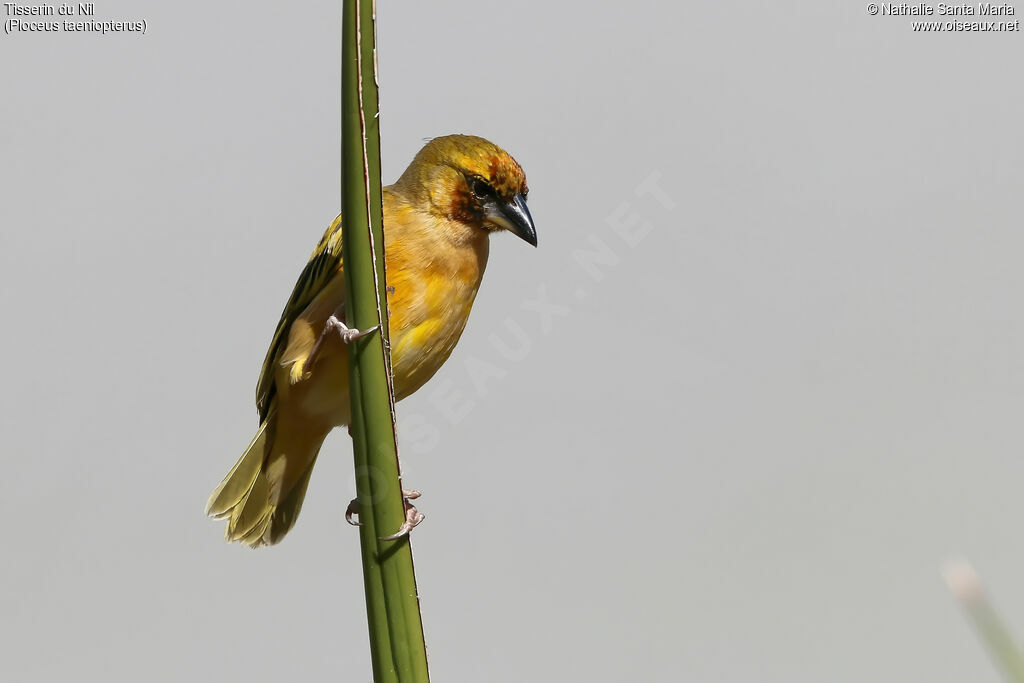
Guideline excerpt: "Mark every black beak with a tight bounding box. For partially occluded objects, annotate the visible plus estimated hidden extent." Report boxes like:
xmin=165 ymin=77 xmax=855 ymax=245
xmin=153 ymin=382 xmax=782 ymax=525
xmin=492 ymin=193 xmax=537 ymax=247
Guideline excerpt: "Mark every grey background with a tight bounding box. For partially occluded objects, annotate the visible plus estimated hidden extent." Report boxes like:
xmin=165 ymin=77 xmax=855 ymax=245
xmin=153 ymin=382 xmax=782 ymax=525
xmin=2 ymin=1 xmax=1022 ymax=681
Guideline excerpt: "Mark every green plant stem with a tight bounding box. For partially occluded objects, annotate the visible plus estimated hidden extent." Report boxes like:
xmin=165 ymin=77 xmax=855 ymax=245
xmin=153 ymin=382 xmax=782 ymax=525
xmin=341 ymin=1 xmax=429 ymax=680
xmin=965 ymin=600 xmax=1024 ymax=683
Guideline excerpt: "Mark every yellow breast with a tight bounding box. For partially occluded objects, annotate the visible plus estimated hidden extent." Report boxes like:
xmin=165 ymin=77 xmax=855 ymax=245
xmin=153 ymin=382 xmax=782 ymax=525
xmin=384 ymin=205 xmax=490 ymax=401
xmin=273 ymin=195 xmax=491 ymax=428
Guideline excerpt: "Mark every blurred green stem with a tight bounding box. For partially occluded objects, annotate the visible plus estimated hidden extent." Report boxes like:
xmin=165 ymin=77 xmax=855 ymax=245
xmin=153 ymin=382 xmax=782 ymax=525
xmin=946 ymin=560 xmax=1024 ymax=683
xmin=964 ymin=599 xmax=1024 ymax=682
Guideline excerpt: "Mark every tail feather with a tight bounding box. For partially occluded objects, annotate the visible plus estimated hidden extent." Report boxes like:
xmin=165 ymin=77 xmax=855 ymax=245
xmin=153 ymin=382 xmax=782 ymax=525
xmin=206 ymin=415 xmax=326 ymax=548
xmin=205 ymin=421 xmax=268 ymax=519
xmin=227 ymin=469 xmax=272 ymax=542
xmin=265 ymin=462 xmax=316 ymax=545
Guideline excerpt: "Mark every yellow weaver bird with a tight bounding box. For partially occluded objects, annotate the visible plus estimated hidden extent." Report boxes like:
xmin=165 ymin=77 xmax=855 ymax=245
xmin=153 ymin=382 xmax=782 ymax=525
xmin=206 ymin=135 xmax=536 ymax=547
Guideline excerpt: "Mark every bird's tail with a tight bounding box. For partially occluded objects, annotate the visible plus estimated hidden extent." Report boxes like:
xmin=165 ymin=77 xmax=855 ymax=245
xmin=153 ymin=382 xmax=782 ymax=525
xmin=205 ymin=417 xmax=327 ymax=547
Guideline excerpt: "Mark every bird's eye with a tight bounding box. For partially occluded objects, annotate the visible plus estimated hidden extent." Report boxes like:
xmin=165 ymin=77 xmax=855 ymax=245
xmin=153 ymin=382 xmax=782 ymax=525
xmin=470 ymin=177 xmax=494 ymax=200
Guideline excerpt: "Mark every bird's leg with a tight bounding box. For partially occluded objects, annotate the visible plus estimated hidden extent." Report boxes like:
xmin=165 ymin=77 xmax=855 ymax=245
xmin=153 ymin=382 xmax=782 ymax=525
xmin=345 ymin=490 xmax=424 ymax=538
xmin=306 ymin=309 xmax=380 ymax=372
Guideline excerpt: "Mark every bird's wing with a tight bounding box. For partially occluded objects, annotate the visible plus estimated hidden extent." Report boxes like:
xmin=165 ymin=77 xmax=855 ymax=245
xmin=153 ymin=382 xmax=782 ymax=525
xmin=255 ymin=214 xmax=345 ymax=421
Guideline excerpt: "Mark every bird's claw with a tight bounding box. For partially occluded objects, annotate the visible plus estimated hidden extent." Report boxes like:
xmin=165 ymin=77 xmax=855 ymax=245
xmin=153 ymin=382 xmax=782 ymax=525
xmin=345 ymin=498 xmax=362 ymax=527
xmin=346 ymin=490 xmax=424 ymax=539
xmin=326 ymin=316 xmax=379 ymax=344
xmin=379 ymin=504 xmax=425 ymax=541
xmin=306 ymin=317 xmax=379 ymax=375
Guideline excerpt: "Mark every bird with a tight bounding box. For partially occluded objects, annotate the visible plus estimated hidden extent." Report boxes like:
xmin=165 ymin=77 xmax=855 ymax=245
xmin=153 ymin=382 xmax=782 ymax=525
xmin=205 ymin=134 xmax=536 ymax=547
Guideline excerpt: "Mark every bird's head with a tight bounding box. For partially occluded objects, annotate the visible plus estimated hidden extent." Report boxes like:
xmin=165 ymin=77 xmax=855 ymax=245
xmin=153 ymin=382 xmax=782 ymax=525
xmin=393 ymin=134 xmax=537 ymax=247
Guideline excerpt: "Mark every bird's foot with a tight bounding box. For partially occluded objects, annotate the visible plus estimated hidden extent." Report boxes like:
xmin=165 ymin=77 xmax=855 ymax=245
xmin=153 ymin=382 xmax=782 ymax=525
xmin=325 ymin=315 xmax=380 ymax=344
xmin=380 ymin=493 xmax=425 ymax=541
xmin=306 ymin=316 xmax=380 ymax=374
xmin=345 ymin=489 xmax=424 ymax=540
xmin=345 ymin=498 xmax=362 ymax=526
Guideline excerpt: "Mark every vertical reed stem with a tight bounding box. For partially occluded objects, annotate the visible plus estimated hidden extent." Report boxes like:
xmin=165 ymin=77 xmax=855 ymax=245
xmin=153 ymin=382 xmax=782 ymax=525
xmin=341 ymin=2 xmax=429 ymax=679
